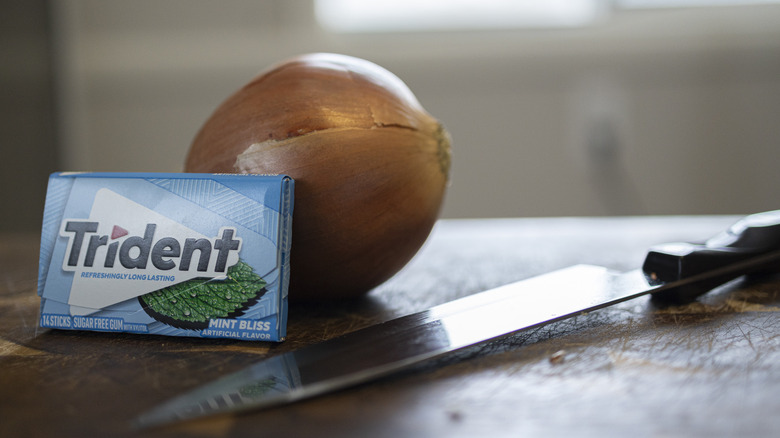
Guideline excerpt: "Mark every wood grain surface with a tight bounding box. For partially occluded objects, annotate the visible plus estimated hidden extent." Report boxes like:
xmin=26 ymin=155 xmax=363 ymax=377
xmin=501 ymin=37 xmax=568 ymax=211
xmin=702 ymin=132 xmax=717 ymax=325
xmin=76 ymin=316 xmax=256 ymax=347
xmin=2 ymin=216 xmax=779 ymax=437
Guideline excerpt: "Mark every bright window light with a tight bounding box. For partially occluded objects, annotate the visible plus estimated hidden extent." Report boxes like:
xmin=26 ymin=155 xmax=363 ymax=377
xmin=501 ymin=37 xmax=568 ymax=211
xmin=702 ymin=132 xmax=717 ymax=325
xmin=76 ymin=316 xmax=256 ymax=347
xmin=617 ymin=0 xmax=780 ymax=8
xmin=315 ymin=0 xmax=606 ymax=33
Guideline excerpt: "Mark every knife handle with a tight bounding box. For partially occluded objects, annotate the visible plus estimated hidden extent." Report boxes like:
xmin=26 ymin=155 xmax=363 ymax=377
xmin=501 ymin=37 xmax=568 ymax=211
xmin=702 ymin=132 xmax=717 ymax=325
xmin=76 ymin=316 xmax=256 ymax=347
xmin=642 ymin=210 xmax=780 ymax=304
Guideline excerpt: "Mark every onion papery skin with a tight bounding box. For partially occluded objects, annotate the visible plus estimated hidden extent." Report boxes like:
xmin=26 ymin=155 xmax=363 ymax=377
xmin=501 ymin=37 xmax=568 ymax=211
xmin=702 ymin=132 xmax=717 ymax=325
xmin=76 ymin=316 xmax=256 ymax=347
xmin=185 ymin=53 xmax=451 ymax=301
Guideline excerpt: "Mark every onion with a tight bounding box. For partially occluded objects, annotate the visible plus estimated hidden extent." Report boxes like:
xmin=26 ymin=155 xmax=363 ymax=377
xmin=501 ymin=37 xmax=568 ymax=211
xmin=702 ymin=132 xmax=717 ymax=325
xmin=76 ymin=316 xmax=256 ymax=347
xmin=185 ymin=53 xmax=451 ymax=301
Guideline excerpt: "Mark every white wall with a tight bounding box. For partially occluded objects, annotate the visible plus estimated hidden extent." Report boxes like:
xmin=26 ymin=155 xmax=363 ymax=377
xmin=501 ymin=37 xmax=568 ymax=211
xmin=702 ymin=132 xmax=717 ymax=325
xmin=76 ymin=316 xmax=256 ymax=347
xmin=51 ymin=1 xmax=780 ymax=218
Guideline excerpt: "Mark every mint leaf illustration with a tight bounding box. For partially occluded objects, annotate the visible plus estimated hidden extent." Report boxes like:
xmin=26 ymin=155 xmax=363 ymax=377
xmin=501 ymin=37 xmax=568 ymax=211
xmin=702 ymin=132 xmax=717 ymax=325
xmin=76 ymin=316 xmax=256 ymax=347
xmin=139 ymin=260 xmax=267 ymax=330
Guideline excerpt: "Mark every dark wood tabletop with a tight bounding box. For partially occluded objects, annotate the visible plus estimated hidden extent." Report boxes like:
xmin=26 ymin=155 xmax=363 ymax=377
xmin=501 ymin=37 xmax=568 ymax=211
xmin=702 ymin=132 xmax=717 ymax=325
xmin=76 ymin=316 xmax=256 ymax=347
xmin=2 ymin=215 xmax=779 ymax=437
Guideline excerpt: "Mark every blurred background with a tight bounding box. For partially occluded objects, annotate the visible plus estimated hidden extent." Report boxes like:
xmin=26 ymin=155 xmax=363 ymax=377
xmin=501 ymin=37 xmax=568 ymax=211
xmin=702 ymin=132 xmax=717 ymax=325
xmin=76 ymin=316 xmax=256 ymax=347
xmin=2 ymin=0 xmax=779 ymax=233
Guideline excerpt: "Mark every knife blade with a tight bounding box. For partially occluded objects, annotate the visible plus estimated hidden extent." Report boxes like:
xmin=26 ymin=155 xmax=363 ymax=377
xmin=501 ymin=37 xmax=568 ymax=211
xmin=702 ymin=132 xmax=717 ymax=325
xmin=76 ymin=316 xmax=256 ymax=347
xmin=135 ymin=210 xmax=780 ymax=429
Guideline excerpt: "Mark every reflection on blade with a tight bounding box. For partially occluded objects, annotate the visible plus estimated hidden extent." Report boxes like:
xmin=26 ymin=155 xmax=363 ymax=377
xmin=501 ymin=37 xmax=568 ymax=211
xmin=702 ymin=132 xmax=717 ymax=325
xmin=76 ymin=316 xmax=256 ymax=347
xmin=136 ymin=265 xmax=655 ymax=429
xmin=135 ymin=353 xmax=303 ymax=427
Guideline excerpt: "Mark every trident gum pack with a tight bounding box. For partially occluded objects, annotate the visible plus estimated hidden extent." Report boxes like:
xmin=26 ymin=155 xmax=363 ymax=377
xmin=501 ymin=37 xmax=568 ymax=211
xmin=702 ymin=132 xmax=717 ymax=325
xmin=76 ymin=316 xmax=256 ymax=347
xmin=37 ymin=172 xmax=294 ymax=342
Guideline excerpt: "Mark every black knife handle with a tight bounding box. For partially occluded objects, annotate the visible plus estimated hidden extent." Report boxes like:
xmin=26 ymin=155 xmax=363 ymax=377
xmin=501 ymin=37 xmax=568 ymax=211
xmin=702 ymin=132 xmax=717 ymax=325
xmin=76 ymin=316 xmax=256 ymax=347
xmin=642 ymin=210 xmax=780 ymax=304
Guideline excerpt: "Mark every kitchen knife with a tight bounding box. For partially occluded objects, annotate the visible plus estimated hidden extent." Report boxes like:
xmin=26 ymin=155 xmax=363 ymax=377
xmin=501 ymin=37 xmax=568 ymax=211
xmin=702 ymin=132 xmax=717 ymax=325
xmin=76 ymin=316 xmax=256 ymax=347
xmin=135 ymin=210 xmax=780 ymax=429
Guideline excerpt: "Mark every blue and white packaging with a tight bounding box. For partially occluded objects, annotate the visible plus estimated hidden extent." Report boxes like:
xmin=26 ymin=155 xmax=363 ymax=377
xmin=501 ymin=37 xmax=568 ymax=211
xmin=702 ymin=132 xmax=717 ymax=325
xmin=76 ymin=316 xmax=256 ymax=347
xmin=37 ymin=172 xmax=294 ymax=342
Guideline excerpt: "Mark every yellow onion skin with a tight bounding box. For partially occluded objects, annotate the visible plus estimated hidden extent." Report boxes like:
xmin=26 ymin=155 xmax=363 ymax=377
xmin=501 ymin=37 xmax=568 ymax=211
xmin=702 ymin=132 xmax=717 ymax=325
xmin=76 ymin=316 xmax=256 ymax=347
xmin=185 ymin=53 xmax=451 ymax=301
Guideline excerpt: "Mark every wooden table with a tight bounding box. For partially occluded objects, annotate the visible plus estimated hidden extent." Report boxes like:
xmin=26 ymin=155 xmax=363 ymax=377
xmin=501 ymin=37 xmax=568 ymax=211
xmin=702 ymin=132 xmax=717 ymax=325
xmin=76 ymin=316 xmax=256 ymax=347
xmin=2 ymin=216 xmax=779 ymax=437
